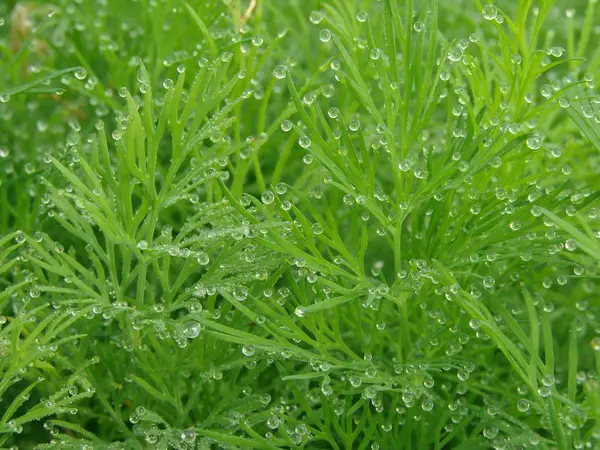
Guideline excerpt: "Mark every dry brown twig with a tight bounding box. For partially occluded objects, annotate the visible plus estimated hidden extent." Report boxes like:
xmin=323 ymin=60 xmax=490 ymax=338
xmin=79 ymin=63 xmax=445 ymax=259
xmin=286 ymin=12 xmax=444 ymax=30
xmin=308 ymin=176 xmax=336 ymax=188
xmin=241 ymin=0 xmax=257 ymax=25
xmin=10 ymin=3 xmax=50 ymax=55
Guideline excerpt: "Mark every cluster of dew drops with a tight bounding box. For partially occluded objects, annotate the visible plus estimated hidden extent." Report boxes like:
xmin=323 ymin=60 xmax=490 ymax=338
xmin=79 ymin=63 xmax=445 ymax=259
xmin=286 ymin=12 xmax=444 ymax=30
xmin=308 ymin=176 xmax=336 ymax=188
xmin=272 ymin=3 xmax=600 ymax=306
xmin=235 ymin=5 xmax=600 ymax=448
xmin=0 ymin=0 xmax=299 ymax=359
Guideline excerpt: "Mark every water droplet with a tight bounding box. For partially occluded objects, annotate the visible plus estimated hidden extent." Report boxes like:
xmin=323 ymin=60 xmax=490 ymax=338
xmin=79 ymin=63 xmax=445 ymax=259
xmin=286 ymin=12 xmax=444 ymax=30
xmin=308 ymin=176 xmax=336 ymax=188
xmin=260 ymin=393 xmax=271 ymax=405
xmin=356 ymin=11 xmax=368 ymax=22
xmin=295 ymin=307 xmax=306 ymax=318
xmin=447 ymin=47 xmax=463 ymax=62
xmin=350 ymin=375 xmax=362 ymax=387
xmin=530 ymin=205 xmax=543 ymax=217
xmin=74 ymin=67 xmax=88 ymax=80
xmin=421 ymin=398 xmax=434 ymax=411
xmin=266 ymin=415 xmax=280 ymax=429
xmin=15 ymin=231 xmax=26 ymax=244
xmin=558 ymin=97 xmax=570 ymax=108
xmin=184 ymin=321 xmax=201 ymax=338
xmin=252 ymin=35 xmax=263 ymax=47
xmin=468 ymin=204 xmax=481 ymax=216
xmin=319 ymin=29 xmax=332 ymax=43
xmin=537 ymin=385 xmax=551 ymax=397
xmin=526 ymin=135 xmax=542 ymax=150
xmin=540 ymin=84 xmax=552 ymax=98
xmin=349 ymin=120 xmax=361 ymax=132
xmin=7 ymin=420 xmax=23 ymax=434
xmin=181 ymin=428 xmax=197 ymax=443
xmin=233 ymin=286 xmax=248 ymax=301
xmin=321 ymin=382 xmax=333 ymax=395
xmin=303 ymin=92 xmax=315 ymax=105
xmin=280 ymin=120 xmax=292 ymax=133
xmin=197 ymin=252 xmax=210 ymax=265
xmin=413 ymin=20 xmax=424 ymax=32
xmin=273 ymin=65 xmax=287 ymax=79
xmin=299 ymin=136 xmax=311 ymax=148
xmin=483 ymin=276 xmax=495 ymax=288
xmin=520 ymin=251 xmax=532 ymax=261
xmin=517 ymin=398 xmax=530 ymax=412
xmin=261 ymin=190 xmax=275 ymax=205
xmin=311 ymin=223 xmax=324 ymax=235
xmin=582 ymin=105 xmax=594 ymax=118
xmin=542 ymin=374 xmax=555 ymax=387
xmin=242 ymin=344 xmax=255 ymax=356
xmin=543 ymin=301 xmax=554 ymax=312
xmin=309 ymin=10 xmax=324 ymax=24
xmin=482 ymin=4 xmax=498 ymax=20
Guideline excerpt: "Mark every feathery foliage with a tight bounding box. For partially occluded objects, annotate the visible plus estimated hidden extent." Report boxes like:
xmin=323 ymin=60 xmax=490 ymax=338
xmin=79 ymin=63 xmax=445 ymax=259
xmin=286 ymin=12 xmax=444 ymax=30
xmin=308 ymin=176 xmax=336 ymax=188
xmin=1 ymin=0 xmax=600 ymax=449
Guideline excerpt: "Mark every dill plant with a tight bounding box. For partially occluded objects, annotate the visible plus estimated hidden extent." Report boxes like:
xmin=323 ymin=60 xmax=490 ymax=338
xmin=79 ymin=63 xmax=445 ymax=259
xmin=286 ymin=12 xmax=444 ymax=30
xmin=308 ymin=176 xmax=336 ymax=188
xmin=0 ymin=0 xmax=600 ymax=449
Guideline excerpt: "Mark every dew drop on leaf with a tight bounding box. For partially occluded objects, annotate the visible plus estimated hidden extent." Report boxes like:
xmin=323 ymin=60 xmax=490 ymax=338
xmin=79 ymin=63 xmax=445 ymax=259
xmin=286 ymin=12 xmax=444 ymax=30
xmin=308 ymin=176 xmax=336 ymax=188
xmin=197 ymin=252 xmax=210 ymax=265
xmin=261 ymin=191 xmax=275 ymax=204
xmin=356 ymin=11 xmax=368 ymax=22
xmin=184 ymin=321 xmax=201 ymax=339
xmin=421 ymin=398 xmax=434 ymax=411
xmin=309 ymin=10 xmax=323 ymax=24
xmin=281 ymin=120 xmax=292 ymax=132
xmin=526 ymin=135 xmax=542 ymax=150
xmin=517 ymin=398 xmax=530 ymax=412
xmin=319 ymin=29 xmax=332 ymax=43
xmin=242 ymin=344 xmax=255 ymax=356
xmin=181 ymin=428 xmax=197 ymax=443
xmin=74 ymin=67 xmax=88 ymax=80
xmin=299 ymin=136 xmax=311 ymax=148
